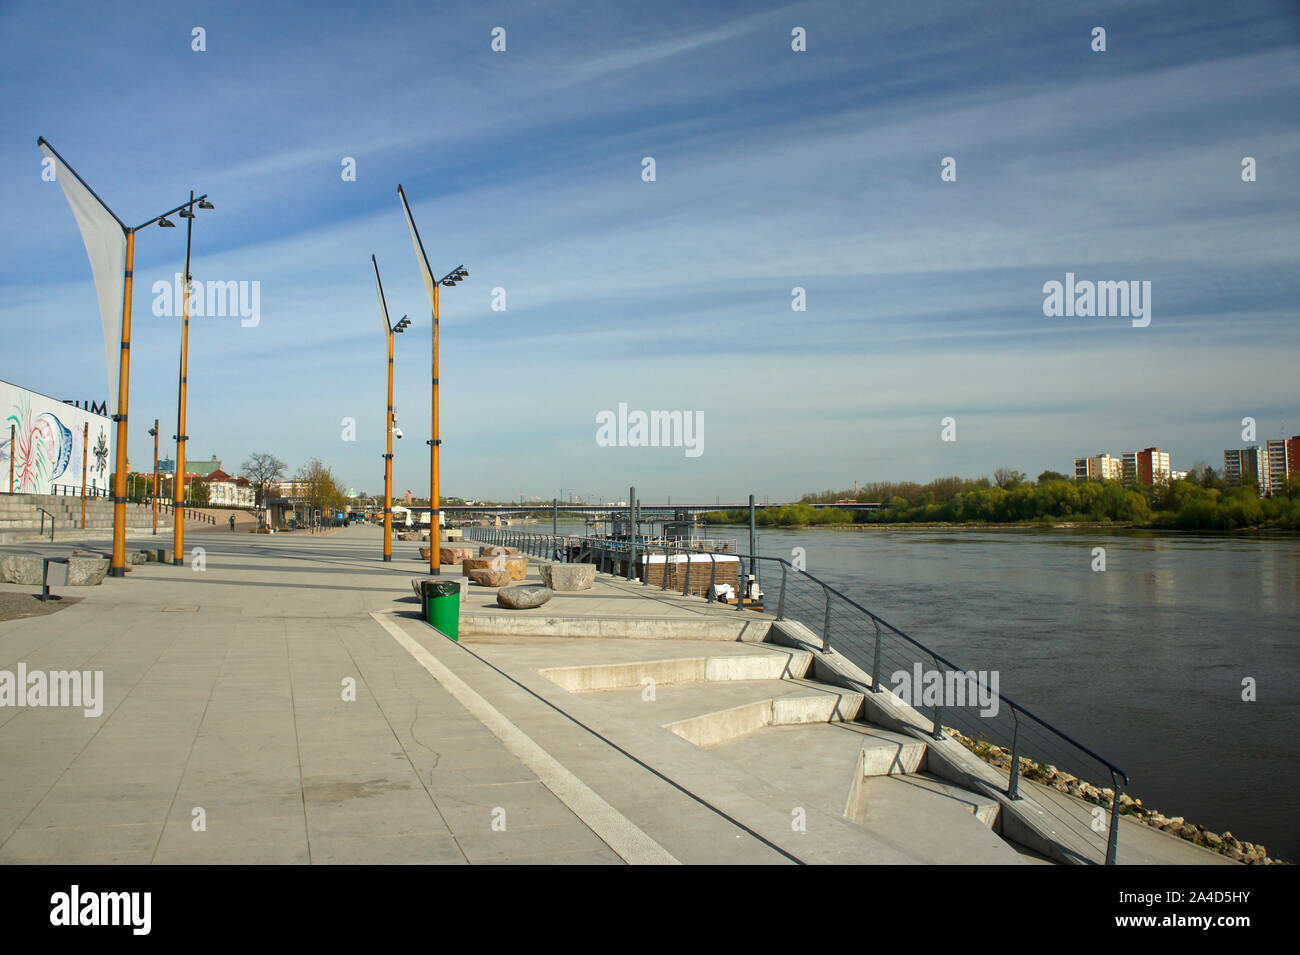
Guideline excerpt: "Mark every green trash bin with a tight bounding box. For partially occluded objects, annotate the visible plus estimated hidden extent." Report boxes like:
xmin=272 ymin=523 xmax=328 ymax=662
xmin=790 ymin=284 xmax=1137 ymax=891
xmin=424 ymin=580 xmax=462 ymax=641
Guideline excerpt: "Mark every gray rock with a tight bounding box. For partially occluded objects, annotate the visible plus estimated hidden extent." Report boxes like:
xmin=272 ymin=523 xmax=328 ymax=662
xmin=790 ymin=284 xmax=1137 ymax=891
xmin=67 ymin=557 xmax=109 ymax=586
xmin=540 ymin=563 xmax=596 ymax=591
xmin=130 ymin=550 xmax=148 ymax=565
xmin=496 ymin=584 xmax=553 ymax=610
xmin=0 ymin=553 xmax=45 ymax=585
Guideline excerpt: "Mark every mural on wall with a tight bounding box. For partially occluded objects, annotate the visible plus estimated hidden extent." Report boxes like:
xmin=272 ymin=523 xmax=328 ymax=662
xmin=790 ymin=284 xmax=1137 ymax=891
xmin=1 ymin=379 xmax=110 ymax=495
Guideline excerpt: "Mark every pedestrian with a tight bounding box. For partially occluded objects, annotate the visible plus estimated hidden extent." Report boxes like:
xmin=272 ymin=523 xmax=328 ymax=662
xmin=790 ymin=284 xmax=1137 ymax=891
xmin=229 ymin=514 xmax=236 ymax=532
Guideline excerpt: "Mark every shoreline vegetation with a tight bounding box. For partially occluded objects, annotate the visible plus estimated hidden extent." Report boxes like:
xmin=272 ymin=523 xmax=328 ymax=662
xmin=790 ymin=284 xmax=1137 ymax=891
xmin=946 ymin=728 xmax=1285 ymax=865
xmin=700 ymin=470 xmax=1300 ymax=532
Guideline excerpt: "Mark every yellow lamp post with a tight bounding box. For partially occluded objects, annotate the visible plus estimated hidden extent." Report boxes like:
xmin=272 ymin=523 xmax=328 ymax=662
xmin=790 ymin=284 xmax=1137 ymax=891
xmin=372 ymin=254 xmax=410 ymax=562
xmin=397 ymin=184 xmax=467 ymax=575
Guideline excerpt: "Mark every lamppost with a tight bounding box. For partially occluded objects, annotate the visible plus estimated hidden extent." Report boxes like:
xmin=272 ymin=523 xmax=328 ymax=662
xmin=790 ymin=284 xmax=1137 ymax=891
xmin=397 ymin=184 xmax=467 ymax=575
xmin=170 ymin=191 xmax=215 ymax=564
xmin=372 ymin=254 xmax=411 ymax=562
xmin=38 ymin=137 xmax=209 ymax=577
xmin=147 ymin=420 xmax=159 ymax=534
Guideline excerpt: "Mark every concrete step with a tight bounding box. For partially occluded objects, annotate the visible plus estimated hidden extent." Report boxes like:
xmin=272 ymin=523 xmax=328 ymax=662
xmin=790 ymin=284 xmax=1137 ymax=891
xmin=702 ymin=719 xmax=1017 ymax=863
xmin=857 ymin=771 xmax=1002 ymax=828
xmin=539 ymin=648 xmax=812 ymax=692
xmin=661 ymin=680 xmax=866 ymax=746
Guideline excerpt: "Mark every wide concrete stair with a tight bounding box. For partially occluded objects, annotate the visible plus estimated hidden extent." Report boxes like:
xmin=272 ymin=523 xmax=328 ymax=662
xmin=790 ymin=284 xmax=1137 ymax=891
xmin=0 ymin=492 xmax=163 ymax=543
xmin=538 ymin=647 xmax=1024 ymax=863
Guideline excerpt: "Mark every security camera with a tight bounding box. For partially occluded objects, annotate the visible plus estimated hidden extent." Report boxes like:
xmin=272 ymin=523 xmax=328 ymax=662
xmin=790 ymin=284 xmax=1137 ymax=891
xmin=392 ymin=427 xmax=403 ymax=439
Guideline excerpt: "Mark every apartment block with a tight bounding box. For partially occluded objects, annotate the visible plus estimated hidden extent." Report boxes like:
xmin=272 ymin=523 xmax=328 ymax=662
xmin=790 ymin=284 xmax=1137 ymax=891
xmin=1224 ymin=446 xmax=1265 ymax=488
xmin=1137 ymin=447 xmax=1171 ymax=486
xmin=1074 ymin=453 xmax=1122 ymax=481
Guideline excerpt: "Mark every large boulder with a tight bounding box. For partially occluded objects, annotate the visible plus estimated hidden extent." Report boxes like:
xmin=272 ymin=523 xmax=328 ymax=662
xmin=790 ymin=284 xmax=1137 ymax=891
xmin=479 ymin=545 xmax=519 ymax=557
xmin=419 ymin=546 xmax=432 ymax=561
xmin=497 ymin=584 xmax=553 ymax=609
xmin=0 ymin=553 xmax=44 ymax=585
xmin=440 ymin=546 xmax=475 ymax=564
xmin=463 ymin=556 xmax=527 ymax=579
xmin=540 ymin=563 xmax=595 ymax=591
xmin=467 ymin=568 xmax=512 ymax=587
xmin=66 ymin=556 xmax=109 ymax=586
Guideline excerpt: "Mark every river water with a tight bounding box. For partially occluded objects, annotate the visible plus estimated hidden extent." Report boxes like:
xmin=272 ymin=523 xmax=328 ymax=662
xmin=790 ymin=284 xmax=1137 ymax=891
xmin=538 ymin=519 xmax=1299 ymax=860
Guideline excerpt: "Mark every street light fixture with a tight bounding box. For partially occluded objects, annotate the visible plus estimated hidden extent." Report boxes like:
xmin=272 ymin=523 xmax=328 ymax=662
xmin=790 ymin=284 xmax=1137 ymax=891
xmin=171 ymin=190 xmax=215 ymax=566
xmin=372 ymin=254 xmax=411 ymax=563
xmin=37 ymin=136 xmax=209 ymax=577
xmin=397 ymin=183 xmax=468 ymax=575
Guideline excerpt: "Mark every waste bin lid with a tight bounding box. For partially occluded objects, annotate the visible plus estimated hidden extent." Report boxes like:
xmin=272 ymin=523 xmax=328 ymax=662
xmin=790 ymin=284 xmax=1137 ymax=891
xmin=425 ymin=581 xmax=461 ymax=597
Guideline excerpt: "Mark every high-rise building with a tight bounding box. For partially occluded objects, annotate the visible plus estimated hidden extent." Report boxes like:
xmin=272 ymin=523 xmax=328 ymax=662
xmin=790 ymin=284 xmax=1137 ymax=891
xmin=1121 ymin=451 xmax=1139 ymax=486
xmin=1224 ymin=447 xmax=1265 ymax=488
xmin=1137 ymin=447 xmax=1171 ymax=486
xmin=1074 ymin=453 xmax=1122 ymax=481
xmin=1265 ymin=439 xmax=1289 ymax=495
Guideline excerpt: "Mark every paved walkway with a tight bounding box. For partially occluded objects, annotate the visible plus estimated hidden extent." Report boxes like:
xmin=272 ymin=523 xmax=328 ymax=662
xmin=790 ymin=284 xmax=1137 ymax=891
xmin=0 ymin=527 xmax=1234 ymax=866
xmin=0 ymin=528 xmax=630 ymax=864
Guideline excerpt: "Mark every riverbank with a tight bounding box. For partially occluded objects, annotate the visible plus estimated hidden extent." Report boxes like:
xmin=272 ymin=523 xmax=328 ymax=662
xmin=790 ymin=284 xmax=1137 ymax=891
xmin=704 ymin=519 xmax=1300 ymax=533
xmin=947 ymin=728 xmax=1285 ymax=865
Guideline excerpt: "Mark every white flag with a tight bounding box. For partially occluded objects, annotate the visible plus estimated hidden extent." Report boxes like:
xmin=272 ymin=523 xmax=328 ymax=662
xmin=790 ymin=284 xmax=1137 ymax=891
xmin=397 ymin=184 xmax=436 ymax=307
xmin=40 ymin=142 xmax=127 ymax=418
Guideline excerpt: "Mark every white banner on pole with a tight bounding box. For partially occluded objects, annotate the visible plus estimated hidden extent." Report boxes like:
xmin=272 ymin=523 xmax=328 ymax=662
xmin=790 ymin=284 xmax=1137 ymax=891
xmin=40 ymin=143 xmax=127 ymax=417
xmin=397 ymin=185 xmax=436 ymax=307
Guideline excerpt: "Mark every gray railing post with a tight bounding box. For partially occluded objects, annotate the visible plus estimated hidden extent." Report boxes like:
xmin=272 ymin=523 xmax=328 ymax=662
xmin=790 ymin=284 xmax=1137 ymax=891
xmin=1106 ymin=772 xmax=1123 ymax=866
xmin=737 ymin=556 xmax=745 ymax=611
xmin=708 ymin=552 xmax=716 ymax=602
xmin=821 ymin=584 xmax=831 ymax=651
xmin=870 ymin=618 xmax=883 ymax=691
xmin=660 ymin=546 xmax=670 ymax=591
xmin=775 ymin=562 xmax=787 ymax=620
xmin=1007 ymin=712 xmax=1022 ymax=800
xmin=682 ymin=547 xmax=692 ymax=597
xmin=929 ymin=654 xmax=944 ymax=740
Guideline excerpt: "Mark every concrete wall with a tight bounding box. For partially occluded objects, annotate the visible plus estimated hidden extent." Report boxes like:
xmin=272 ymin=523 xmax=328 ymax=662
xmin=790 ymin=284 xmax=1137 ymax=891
xmin=1 ymin=379 xmax=112 ymax=496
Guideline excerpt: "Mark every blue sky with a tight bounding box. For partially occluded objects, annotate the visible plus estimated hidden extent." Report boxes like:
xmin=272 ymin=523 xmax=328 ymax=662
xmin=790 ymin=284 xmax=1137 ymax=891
xmin=2 ymin=0 xmax=1297 ymax=502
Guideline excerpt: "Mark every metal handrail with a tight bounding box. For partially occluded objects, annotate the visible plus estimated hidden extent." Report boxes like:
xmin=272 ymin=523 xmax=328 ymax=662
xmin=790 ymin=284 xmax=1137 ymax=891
xmin=36 ymin=507 xmax=55 ymax=541
xmin=469 ymin=526 xmax=1131 ymax=864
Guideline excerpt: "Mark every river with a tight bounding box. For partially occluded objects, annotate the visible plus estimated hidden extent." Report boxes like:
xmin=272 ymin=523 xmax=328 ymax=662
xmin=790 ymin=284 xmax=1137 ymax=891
xmin=534 ymin=519 xmax=1298 ymax=860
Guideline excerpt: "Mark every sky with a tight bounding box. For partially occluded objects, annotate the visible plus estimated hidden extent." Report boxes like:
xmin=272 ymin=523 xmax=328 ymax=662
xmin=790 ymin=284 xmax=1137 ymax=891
xmin=1 ymin=0 xmax=1297 ymax=503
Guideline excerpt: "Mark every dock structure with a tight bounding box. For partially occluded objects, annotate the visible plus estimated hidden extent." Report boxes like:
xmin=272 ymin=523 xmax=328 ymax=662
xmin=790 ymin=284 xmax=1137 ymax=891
xmin=0 ymin=527 xmax=1233 ymax=865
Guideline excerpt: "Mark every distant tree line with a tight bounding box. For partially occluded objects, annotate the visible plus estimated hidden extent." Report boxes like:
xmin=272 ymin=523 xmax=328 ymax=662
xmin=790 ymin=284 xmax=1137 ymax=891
xmin=704 ymin=467 xmax=1300 ymax=530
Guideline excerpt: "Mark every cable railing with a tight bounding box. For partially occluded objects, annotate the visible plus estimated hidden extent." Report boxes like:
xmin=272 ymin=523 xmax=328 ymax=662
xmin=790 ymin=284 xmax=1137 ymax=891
xmin=469 ymin=527 xmax=1130 ymax=865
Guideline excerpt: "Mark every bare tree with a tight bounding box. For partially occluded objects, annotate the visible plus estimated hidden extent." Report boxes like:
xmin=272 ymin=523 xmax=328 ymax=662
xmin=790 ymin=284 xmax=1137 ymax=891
xmin=240 ymin=452 xmax=287 ymax=505
xmin=993 ymin=467 xmax=1026 ymax=489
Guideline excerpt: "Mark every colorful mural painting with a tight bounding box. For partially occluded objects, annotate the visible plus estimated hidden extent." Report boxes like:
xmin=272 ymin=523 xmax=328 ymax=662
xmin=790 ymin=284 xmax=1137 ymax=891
xmin=1 ymin=379 xmax=111 ymax=495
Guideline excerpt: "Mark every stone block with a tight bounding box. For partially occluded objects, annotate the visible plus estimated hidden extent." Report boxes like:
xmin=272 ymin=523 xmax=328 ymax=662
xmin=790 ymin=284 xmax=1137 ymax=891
xmin=67 ymin=556 xmax=109 ymax=586
xmin=0 ymin=553 xmax=44 ymax=585
xmin=467 ymin=568 xmax=512 ymax=587
xmin=479 ymin=546 xmax=519 ymax=557
xmin=540 ymin=563 xmax=596 ymax=591
xmin=497 ymin=585 xmax=553 ymax=609
xmin=440 ymin=546 xmax=475 ymax=564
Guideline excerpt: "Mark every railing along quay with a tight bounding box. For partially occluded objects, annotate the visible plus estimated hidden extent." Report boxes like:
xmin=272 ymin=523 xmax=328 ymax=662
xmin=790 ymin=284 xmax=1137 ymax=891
xmin=469 ymin=527 xmax=1131 ymax=865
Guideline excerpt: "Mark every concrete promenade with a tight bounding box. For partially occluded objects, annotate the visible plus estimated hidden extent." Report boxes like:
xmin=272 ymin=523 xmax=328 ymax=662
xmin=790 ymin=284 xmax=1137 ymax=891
xmin=0 ymin=527 xmax=1234 ymax=865
xmin=0 ymin=527 xmax=630 ymax=864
